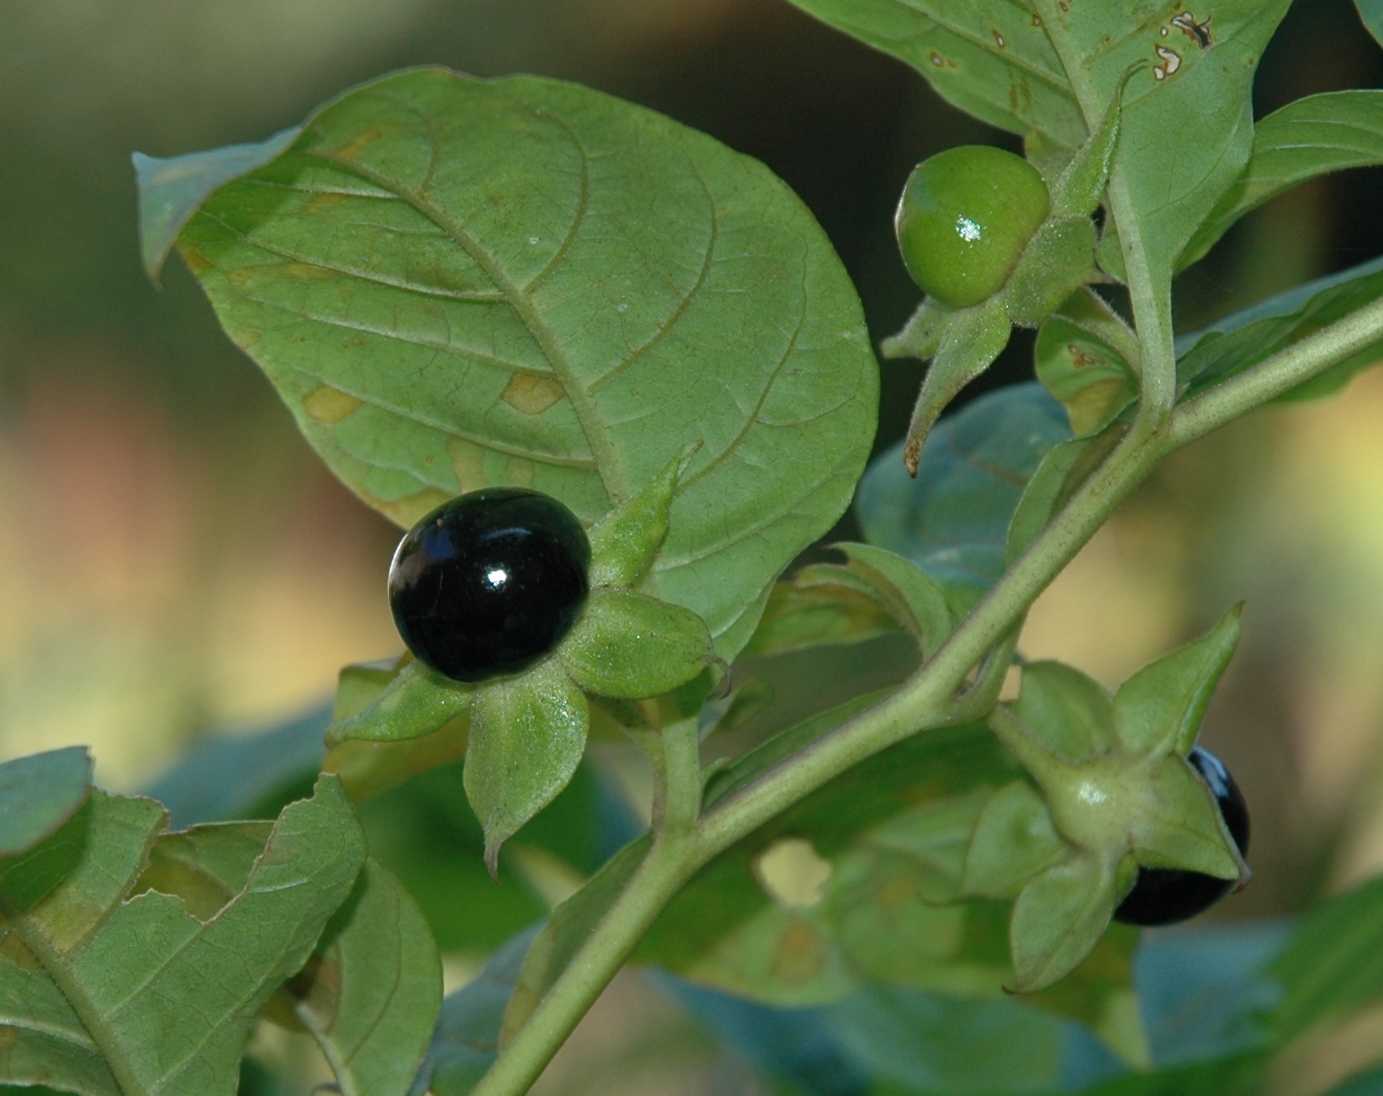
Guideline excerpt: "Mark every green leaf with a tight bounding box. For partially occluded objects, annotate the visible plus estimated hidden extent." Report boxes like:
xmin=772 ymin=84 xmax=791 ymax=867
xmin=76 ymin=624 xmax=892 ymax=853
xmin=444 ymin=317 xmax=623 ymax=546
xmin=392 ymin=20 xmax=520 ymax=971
xmin=138 ymin=830 xmax=440 ymax=1096
xmin=1268 ymin=872 xmax=1383 ymax=1042
xmin=1113 ymin=606 xmax=1243 ymax=758
xmin=1010 ymin=853 xmax=1119 ymax=992
xmin=962 ymin=780 xmax=1066 ymax=899
xmin=410 ymin=927 xmax=540 ymax=1096
xmin=0 ymin=747 xmax=92 ymax=858
xmin=132 ymin=127 xmax=299 ymax=283
xmin=325 ymin=659 xmax=470 ymax=747
xmin=559 ymin=590 xmax=712 ymax=699
xmin=1178 ymin=255 xmax=1383 ymax=403
xmin=1034 ymin=291 xmax=1138 ymax=436
xmin=1180 ymin=91 xmax=1383 ymax=269
xmin=1361 ymin=0 xmax=1383 ymax=48
xmin=155 ymin=66 xmax=878 ymax=660
xmin=784 ymin=0 xmax=1087 ymax=150
xmin=857 ymin=383 xmax=1071 ymax=593
xmin=464 ymin=660 xmax=589 ymax=873
xmin=0 ymin=776 xmax=364 ymax=1095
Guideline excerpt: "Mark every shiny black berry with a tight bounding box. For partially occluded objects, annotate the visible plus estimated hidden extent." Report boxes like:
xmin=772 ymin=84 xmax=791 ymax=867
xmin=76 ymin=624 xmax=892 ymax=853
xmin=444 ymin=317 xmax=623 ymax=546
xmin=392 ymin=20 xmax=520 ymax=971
xmin=388 ymin=488 xmax=591 ymax=684
xmin=1114 ymin=745 xmax=1250 ymax=926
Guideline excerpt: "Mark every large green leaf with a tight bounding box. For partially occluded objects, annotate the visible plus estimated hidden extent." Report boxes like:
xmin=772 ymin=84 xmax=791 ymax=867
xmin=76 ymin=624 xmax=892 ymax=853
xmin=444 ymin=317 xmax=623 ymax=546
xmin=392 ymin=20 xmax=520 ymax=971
xmin=857 ymin=383 xmax=1071 ymax=593
xmin=143 ymin=66 xmax=878 ymax=660
xmin=0 ymin=777 xmax=364 ymax=1095
xmin=1178 ymin=256 xmax=1383 ymax=402
xmin=1180 ymin=91 xmax=1383 ymax=268
xmin=0 ymin=748 xmax=92 ymax=858
xmin=789 ymin=1 xmax=1290 ymax=284
xmin=136 ymin=830 xmax=440 ymax=1096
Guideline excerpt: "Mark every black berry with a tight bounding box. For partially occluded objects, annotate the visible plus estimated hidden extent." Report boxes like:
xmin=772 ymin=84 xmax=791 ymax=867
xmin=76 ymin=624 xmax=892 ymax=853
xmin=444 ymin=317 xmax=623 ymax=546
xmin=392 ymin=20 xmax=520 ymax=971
xmin=1114 ymin=745 xmax=1250 ymax=927
xmin=388 ymin=488 xmax=591 ymax=683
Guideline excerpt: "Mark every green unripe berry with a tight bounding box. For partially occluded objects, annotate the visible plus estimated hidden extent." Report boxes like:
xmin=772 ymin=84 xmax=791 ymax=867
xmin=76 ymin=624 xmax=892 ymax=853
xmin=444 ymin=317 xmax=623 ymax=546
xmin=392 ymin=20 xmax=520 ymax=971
xmin=895 ymin=146 xmax=1051 ymax=308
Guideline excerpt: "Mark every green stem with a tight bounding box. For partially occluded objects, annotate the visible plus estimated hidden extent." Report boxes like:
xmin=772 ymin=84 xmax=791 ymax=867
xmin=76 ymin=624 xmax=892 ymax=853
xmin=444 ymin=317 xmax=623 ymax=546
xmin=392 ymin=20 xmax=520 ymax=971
xmin=1032 ymin=0 xmax=1175 ymax=428
xmin=468 ymin=841 xmax=696 ymax=1096
xmin=1166 ymin=293 xmax=1383 ymax=450
xmin=650 ymin=716 xmax=703 ymax=836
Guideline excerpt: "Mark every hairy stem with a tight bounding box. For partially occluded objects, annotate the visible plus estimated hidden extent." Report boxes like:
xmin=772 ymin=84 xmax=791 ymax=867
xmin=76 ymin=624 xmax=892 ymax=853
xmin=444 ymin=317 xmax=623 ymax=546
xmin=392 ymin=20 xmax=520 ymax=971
xmin=650 ymin=716 xmax=703 ymax=836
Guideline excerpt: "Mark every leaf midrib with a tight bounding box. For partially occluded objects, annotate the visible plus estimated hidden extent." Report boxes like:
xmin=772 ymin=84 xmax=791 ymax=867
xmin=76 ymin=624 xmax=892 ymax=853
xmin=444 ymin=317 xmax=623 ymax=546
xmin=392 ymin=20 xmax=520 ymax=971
xmin=300 ymin=140 xmax=632 ymax=505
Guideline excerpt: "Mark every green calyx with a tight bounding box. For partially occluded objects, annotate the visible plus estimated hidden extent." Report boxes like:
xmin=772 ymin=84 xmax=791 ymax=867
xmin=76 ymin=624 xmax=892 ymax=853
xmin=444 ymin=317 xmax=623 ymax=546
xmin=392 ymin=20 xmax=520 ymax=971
xmin=965 ymin=608 xmax=1248 ymax=991
xmin=325 ymin=443 xmax=718 ymax=872
xmin=889 ymin=79 xmax=1130 ymax=473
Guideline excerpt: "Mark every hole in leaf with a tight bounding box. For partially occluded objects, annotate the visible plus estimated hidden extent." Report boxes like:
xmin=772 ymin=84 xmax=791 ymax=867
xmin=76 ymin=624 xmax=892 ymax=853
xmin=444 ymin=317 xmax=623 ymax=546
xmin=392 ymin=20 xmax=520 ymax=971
xmin=753 ymin=837 xmax=832 ymax=909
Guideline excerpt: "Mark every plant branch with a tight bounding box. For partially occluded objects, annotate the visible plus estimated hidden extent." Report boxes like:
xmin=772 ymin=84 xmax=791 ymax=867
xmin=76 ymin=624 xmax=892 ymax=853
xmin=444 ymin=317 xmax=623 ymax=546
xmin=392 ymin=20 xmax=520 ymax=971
xmin=1166 ymin=294 xmax=1383 ymax=450
xmin=650 ymin=716 xmax=702 ymax=836
xmin=469 ymin=842 xmax=696 ymax=1096
xmin=1032 ymin=0 xmax=1176 ymax=430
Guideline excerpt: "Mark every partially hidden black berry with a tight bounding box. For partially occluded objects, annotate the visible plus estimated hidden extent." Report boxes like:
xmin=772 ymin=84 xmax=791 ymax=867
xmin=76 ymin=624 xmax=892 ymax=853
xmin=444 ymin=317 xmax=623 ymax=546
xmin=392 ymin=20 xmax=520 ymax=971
xmin=1114 ymin=745 xmax=1250 ymax=927
xmin=388 ymin=488 xmax=591 ymax=684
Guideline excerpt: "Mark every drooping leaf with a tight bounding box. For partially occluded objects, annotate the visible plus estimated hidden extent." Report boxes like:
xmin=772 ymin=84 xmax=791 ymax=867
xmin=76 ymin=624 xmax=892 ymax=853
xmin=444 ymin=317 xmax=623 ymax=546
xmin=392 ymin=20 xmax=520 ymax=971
xmin=749 ymin=544 xmax=951 ymax=662
xmin=1177 ymin=255 xmax=1383 ymax=403
xmin=410 ymin=927 xmax=540 ymax=1096
xmin=1180 ymin=90 xmax=1383 ymax=269
xmin=137 ymin=829 xmax=440 ymax=1096
xmin=858 ymin=383 xmax=1071 ymax=593
xmin=1034 ymin=291 xmax=1138 ymax=436
xmin=0 ymin=777 xmax=364 ymax=1095
xmin=0 ymin=747 xmax=92 ymax=858
xmin=1113 ymin=606 xmax=1243 ymax=758
xmin=144 ymin=66 xmax=879 ymax=661
xmin=464 ymin=659 xmax=589 ymax=872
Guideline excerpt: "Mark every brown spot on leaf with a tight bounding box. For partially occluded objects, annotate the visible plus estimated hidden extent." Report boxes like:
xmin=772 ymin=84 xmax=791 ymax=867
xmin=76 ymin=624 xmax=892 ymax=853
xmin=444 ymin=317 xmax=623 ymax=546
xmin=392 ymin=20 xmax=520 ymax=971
xmin=929 ymin=51 xmax=956 ymax=69
xmin=993 ymin=29 xmax=1007 ymax=48
xmin=501 ymin=373 xmax=565 ymax=416
xmin=304 ymin=191 xmax=347 ymax=214
xmin=772 ymin=919 xmax=826 ymax=983
xmin=449 ymin=438 xmax=488 ymax=493
xmin=327 ymin=127 xmax=385 ymax=163
xmin=178 ymin=243 xmax=212 ymax=274
xmin=304 ymin=385 xmax=363 ymax=424
xmin=361 ymin=487 xmax=452 ymax=528
xmin=877 ymin=872 xmax=918 ymax=912
xmin=1067 ymin=343 xmax=1103 ymax=370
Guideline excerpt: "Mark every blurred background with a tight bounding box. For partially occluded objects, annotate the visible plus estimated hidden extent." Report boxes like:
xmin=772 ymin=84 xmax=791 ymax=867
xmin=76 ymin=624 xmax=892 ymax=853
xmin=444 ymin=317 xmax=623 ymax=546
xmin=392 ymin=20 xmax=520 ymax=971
xmin=3 ymin=1 xmax=1382 ymax=1093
